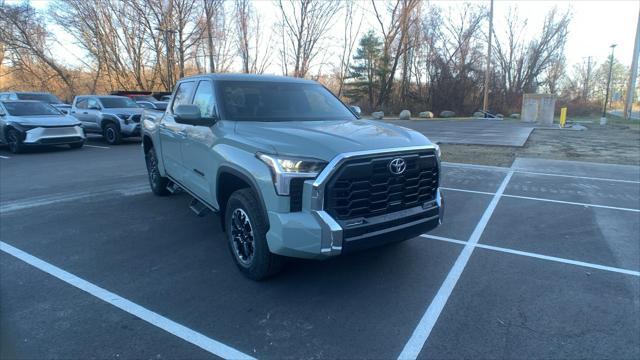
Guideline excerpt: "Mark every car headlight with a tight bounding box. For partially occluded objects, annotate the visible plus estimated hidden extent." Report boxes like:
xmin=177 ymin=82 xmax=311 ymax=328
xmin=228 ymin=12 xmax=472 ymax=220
xmin=257 ymin=153 xmax=327 ymax=195
xmin=433 ymin=143 xmax=441 ymax=158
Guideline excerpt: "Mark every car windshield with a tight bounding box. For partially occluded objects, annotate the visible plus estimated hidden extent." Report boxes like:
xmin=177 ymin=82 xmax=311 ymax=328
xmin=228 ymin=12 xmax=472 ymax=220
xmin=132 ymin=95 xmax=157 ymax=102
xmin=16 ymin=93 xmax=63 ymax=104
xmin=3 ymin=101 xmax=62 ymax=116
xmin=99 ymin=97 xmax=139 ymax=108
xmin=217 ymin=81 xmax=356 ymax=122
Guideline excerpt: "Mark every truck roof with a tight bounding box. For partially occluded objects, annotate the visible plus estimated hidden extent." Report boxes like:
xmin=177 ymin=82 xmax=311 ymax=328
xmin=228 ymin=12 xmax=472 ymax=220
xmin=180 ymin=73 xmax=317 ymax=84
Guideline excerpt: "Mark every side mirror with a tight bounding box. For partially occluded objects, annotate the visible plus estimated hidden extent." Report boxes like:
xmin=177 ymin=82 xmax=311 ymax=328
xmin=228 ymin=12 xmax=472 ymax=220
xmin=174 ymin=104 xmax=216 ymax=126
xmin=349 ymin=105 xmax=362 ymax=117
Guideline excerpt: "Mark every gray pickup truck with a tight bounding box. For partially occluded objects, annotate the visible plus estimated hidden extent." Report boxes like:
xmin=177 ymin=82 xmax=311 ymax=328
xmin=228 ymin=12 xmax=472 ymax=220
xmin=142 ymin=74 xmax=443 ymax=280
xmin=70 ymin=95 xmax=143 ymax=144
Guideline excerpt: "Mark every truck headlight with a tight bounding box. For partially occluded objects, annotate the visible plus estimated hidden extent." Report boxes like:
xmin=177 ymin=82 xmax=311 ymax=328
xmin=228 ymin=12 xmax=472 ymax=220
xmin=433 ymin=143 xmax=441 ymax=158
xmin=257 ymin=153 xmax=327 ymax=195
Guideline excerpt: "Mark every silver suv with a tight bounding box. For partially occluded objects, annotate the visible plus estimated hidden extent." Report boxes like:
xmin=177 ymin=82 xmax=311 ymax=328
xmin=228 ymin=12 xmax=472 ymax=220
xmin=142 ymin=74 xmax=443 ymax=280
xmin=0 ymin=91 xmax=72 ymax=114
xmin=70 ymin=95 xmax=143 ymax=144
xmin=0 ymin=100 xmax=85 ymax=153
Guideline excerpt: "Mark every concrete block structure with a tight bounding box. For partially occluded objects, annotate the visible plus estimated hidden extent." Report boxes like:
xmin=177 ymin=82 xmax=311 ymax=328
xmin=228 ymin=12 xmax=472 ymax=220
xmin=521 ymin=93 xmax=556 ymax=125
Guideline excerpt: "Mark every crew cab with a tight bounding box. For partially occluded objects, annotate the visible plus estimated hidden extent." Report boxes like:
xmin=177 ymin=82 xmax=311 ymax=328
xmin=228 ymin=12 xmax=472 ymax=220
xmin=142 ymin=74 xmax=443 ymax=280
xmin=70 ymin=95 xmax=143 ymax=144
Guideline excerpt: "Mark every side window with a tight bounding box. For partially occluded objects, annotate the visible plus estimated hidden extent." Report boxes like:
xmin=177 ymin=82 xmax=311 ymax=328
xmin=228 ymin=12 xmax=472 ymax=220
xmin=76 ymin=98 xmax=88 ymax=109
xmin=87 ymin=98 xmax=99 ymax=109
xmin=172 ymin=81 xmax=195 ymax=113
xmin=138 ymin=102 xmax=152 ymax=109
xmin=192 ymin=80 xmax=216 ymax=118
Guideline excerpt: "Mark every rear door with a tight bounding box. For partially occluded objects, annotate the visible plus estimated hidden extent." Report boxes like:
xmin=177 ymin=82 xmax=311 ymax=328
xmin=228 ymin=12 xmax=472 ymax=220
xmin=181 ymin=79 xmax=220 ymax=203
xmin=159 ymin=80 xmax=194 ymax=182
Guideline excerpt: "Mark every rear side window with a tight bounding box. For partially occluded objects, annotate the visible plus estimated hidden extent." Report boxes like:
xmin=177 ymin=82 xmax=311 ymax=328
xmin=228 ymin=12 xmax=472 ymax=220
xmin=172 ymin=81 xmax=195 ymax=113
xmin=75 ymin=98 xmax=88 ymax=109
xmin=192 ymin=81 xmax=216 ymax=118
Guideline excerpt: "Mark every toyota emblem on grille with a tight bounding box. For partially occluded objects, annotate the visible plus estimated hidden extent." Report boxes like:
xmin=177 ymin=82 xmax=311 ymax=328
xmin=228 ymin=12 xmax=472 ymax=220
xmin=388 ymin=158 xmax=406 ymax=175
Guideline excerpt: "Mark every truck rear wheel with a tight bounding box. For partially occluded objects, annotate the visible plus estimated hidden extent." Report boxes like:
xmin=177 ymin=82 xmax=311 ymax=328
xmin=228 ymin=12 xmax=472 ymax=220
xmin=225 ymin=188 xmax=284 ymax=280
xmin=145 ymin=148 xmax=170 ymax=196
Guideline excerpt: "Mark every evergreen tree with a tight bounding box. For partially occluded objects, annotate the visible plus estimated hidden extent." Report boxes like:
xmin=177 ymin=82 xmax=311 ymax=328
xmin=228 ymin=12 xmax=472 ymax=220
xmin=344 ymin=30 xmax=383 ymax=111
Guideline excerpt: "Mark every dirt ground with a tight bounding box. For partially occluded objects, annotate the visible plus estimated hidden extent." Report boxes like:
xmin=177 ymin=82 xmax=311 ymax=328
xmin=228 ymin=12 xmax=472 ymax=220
xmin=441 ymin=123 xmax=640 ymax=167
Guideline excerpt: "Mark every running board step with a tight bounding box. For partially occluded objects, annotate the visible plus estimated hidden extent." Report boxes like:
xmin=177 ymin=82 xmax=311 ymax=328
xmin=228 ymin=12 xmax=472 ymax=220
xmin=166 ymin=182 xmax=182 ymax=194
xmin=189 ymin=198 xmax=211 ymax=217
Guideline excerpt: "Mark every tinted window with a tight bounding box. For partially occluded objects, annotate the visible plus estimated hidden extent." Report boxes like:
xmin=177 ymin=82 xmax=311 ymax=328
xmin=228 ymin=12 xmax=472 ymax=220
xmin=217 ymin=81 xmax=355 ymax=122
xmin=16 ymin=93 xmax=62 ymax=104
xmin=172 ymin=81 xmax=195 ymax=113
xmin=3 ymin=102 xmax=61 ymax=116
xmin=75 ymin=98 xmax=88 ymax=109
xmin=192 ymin=81 xmax=216 ymax=118
xmin=99 ymin=97 xmax=139 ymax=108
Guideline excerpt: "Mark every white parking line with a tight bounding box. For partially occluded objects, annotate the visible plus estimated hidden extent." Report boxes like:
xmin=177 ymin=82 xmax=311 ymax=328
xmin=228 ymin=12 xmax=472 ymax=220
xmin=84 ymin=144 xmax=110 ymax=149
xmin=442 ymin=161 xmax=640 ymax=184
xmin=398 ymin=171 xmax=514 ymax=360
xmin=0 ymin=241 xmax=256 ymax=360
xmin=421 ymin=234 xmax=640 ymax=277
xmin=0 ymin=155 xmax=10 ymax=159
xmin=441 ymin=187 xmax=640 ymax=212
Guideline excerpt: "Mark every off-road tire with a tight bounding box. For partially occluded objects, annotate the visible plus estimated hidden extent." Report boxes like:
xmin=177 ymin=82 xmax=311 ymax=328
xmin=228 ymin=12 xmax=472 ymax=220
xmin=225 ymin=188 xmax=284 ymax=280
xmin=145 ymin=148 xmax=170 ymax=196
xmin=103 ymin=123 xmax=122 ymax=145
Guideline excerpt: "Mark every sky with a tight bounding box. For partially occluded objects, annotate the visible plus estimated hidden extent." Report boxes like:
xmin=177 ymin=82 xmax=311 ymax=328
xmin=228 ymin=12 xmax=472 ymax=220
xmin=14 ymin=0 xmax=640 ymax=73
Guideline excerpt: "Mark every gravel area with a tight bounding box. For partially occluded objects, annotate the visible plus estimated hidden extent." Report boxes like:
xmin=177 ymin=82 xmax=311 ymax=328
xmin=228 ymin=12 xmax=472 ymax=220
xmin=441 ymin=124 xmax=640 ymax=167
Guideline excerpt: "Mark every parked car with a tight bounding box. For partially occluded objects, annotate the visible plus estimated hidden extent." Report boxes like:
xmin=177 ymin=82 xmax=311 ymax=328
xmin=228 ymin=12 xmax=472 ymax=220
xmin=70 ymin=95 xmax=143 ymax=145
xmin=0 ymin=100 xmax=85 ymax=153
xmin=142 ymin=74 xmax=443 ymax=280
xmin=0 ymin=91 xmax=72 ymax=114
xmin=135 ymin=99 xmax=168 ymax=111
xmin=110 ymin=91 xmax=168 ymax=111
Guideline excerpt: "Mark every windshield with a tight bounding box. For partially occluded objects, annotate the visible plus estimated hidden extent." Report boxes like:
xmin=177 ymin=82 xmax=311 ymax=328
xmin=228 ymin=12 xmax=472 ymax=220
xmin=3 ymin=101 xmax=62 ymax=116
xmin=16 ymin=93 xmax=63 ymax=104
xmin=217 ymin=81 xmax=356 ymax=121
xmin=99 ymin=97 xmax=139 ymax=108
xmin=132 ymin=95 xmax=157 ymax=102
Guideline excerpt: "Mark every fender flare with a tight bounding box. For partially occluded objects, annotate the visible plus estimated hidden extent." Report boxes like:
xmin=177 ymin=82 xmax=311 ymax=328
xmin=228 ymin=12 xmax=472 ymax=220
xmin=216 ymin=165 xmax=270 ymax=231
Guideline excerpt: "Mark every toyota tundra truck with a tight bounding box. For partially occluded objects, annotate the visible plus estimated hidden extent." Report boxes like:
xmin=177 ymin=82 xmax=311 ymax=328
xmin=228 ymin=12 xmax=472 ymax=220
xmin=142 ymin=74 xmax=443 ymax=280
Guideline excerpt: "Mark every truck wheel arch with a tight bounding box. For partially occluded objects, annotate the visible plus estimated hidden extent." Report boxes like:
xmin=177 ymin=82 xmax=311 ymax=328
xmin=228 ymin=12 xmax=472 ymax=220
xmin=217 ymin=166 xmax=269 ymax=232
xmin=142 ymin=135 xmax=153 ymax=154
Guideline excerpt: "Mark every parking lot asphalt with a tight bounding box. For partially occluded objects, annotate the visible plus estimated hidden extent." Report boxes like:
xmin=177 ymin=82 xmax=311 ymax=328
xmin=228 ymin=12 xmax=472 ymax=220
xmin=384 ymin=119 xmax=534 ymax=146
xmin=1 ymin=138 xmax=639 ymax=359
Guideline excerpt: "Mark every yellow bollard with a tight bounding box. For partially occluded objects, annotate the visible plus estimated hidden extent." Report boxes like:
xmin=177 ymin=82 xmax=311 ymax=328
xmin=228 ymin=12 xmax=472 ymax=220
xmin=559 ymin=107 xmax=567 ymax=128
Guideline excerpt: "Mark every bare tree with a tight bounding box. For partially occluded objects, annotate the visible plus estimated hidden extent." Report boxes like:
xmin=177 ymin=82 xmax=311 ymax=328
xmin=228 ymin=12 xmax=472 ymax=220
xmin=235 ymin=0 xmax=271 ymax=74
xmin=0 ymin=3 xmax=75 ymax=93
xmin=276 ymin=0 xmax=341 ymax=78
xmin=335 ymin=0 xmax=363 ymax=97
xmin=371 ymin=0 xmax=421 ymax=108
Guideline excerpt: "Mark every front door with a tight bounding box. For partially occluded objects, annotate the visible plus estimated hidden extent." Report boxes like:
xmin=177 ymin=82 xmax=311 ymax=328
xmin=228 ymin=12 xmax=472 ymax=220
xmin=181 ymin=80 xmax=220 ymax=204
xmin=159 ymin=81 xmax=195 ymax=182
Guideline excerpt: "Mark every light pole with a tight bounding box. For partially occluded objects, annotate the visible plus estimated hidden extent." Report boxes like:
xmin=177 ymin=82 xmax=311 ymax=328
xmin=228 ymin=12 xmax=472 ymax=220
xmin=482 ymin=0 xmax=494 ymax=115
xmin=601 ymin=43 xmax=617 ymax=125
xmin=156 ymin=27 xmax=177 ymax=91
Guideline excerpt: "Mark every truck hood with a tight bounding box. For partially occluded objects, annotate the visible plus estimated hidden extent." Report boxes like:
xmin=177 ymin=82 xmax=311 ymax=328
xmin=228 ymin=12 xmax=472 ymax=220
xmin=102 ymin=108 xmax=144 ymax=116
xmin=235 ymin=120 xmax=433 ymax=161
xmin=11 ymin=114 xmax=81 ymax=126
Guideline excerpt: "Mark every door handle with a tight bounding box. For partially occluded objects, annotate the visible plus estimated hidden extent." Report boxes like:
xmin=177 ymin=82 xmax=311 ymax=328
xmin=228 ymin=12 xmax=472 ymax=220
xmin=83 ymin=112 xmax=88 ymax=114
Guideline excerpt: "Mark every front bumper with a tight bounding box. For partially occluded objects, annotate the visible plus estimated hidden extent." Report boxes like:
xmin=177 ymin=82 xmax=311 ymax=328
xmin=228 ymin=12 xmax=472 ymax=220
xmin=266 ymin=187 xmax=443 ymax=259
xmin=23 ymin=126 xmax=85 ymax=145
xmin=120 ymin=122 xmax=141 ymax=137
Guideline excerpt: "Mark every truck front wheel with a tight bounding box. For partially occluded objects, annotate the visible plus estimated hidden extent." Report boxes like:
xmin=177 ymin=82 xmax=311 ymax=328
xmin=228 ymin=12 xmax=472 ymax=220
xmin=145 ymin=148 xmax=170 ymax=196
xmin=225 ymin=189 xmax=284 ymax=280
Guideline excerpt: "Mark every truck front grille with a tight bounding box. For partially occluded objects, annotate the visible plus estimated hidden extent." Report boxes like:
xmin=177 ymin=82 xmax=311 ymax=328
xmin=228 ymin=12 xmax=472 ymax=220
xmin=130 ymin=114 xmax=141 ymax=123
xmin=325 ymin=150 xmax=438 ymax=220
